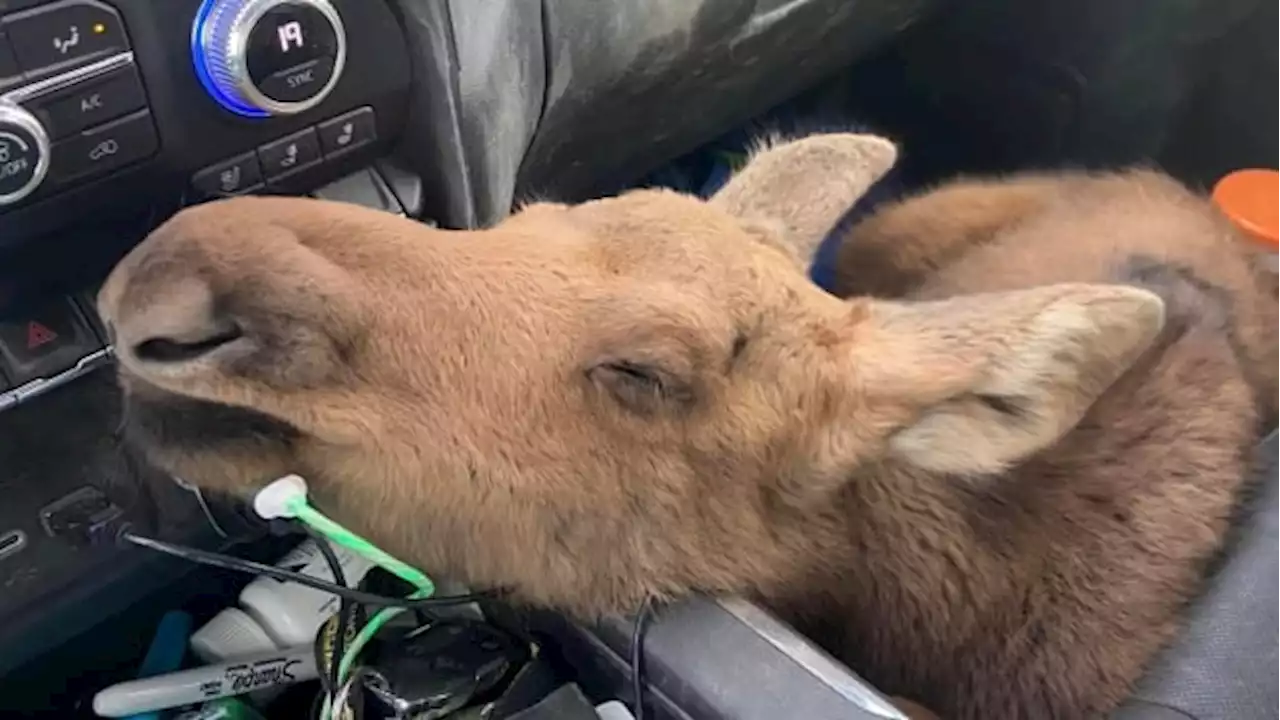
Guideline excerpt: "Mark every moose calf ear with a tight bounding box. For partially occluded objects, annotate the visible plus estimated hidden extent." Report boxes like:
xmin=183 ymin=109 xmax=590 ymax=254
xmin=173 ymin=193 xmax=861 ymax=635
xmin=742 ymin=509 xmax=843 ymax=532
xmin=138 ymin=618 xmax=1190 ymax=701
xmin=710 ymin=133 xmax=897 ymax=267
xmin=857 ymin=284 xmax=1166 ymax=476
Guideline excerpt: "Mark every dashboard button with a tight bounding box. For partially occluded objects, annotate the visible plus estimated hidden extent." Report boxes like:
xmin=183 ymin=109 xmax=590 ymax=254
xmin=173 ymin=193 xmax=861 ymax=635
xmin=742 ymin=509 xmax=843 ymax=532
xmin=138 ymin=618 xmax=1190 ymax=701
xmin=317 ymin=106 xmax=375 ymax=158
xmin=27 ymin=64 xmax=145 ymax=138
xmin=191 ymin=151 xmax=263 ymax=197
xmin=0 ymin=296 xmax=100 ymax=385
xmin=258 ymin=126 xmax=319 ymax=180
xmin=2 ymin=0 xmax=130 ymax=76
xmin=0 ymin=125 xmax=40 ymax=195
xmin=254 ymin=55 xmax=334 ymax=104
xmin=192 ymin=0 xmax=346 ymax=117
xmin=0 ymin=101 xmax=51 ymax=205
xmin=47 ymin=109 xmax=156 ymax=185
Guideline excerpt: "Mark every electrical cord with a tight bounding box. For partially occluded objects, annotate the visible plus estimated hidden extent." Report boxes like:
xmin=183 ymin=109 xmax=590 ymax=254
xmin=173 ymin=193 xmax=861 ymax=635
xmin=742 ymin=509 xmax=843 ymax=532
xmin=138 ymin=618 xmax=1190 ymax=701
xmin=305 ymin=526 xmax=348 ymax=706
xmin=120 ymin=532 xmax=499 ymax=608
xmin=127 ymin=473 xmax=629 ymax=720
xmin=331 ymin=666 xmax=376 ymax=718
xmin=171 ymin=476 xmax=229 ymax=539
xmin=630 ymin=599 xmax=654 ymax=720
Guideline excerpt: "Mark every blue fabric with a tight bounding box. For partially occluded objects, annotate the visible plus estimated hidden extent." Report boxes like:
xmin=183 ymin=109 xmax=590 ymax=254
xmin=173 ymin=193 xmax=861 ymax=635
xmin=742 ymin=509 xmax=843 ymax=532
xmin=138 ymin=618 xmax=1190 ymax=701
xmin=809 ymin=163 xmax=905 ymax=292
xmin=122 ymin=610 xmax=192 ymax=720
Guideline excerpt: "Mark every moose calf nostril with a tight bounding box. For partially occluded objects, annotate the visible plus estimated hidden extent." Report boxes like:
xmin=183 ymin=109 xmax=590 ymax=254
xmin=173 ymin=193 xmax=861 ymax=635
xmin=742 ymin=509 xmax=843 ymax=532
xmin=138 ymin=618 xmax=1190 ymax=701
xmin=133 ymin=326 xmax=244 ymax=363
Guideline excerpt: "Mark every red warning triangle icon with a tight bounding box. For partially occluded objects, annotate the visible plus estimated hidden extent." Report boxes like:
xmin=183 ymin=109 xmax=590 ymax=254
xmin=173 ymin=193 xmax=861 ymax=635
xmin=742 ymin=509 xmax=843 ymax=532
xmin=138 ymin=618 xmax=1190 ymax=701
xmin=26 ymin=321 xmax=58 ymax=349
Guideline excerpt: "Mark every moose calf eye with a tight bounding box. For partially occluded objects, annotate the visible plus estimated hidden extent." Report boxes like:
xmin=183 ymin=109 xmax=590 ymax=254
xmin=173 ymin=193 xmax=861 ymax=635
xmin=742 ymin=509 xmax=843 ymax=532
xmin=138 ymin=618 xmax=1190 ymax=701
xmin=587 ymin=360 xmax=696 ymax=415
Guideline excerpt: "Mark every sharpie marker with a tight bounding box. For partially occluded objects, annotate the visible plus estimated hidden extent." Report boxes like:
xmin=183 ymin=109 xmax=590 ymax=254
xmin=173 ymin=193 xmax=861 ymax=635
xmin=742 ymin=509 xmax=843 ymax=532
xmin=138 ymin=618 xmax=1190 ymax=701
xmin=93 ymin=646 xmax=317 ymax=718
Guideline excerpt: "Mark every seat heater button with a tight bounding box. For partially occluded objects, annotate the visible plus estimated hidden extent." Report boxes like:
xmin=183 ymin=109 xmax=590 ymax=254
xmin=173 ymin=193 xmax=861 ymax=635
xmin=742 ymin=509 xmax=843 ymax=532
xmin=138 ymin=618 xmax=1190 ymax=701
xmin=258 ymin=126 xmax=320 ymax=181
xmin=191 ymin=151 xmax=263 ymax=198
xmin=316 ymin=106 xmax=375 ymax=158
xmin=27 ymin=64 xmax=146 ymax=138
xmin=47 ymin=109 xmax=156 ymax=185
xmin=0 ymin=296 xmax=100 ymax=385
xmin=2 ymin=0 xmax=130 ymax=76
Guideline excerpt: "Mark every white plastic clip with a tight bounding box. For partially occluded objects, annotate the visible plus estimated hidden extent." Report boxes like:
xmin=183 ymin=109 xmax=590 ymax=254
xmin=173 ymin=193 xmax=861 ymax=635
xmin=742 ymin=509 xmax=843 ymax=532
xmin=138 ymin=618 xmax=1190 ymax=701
xmin=253 ymin=474 xmax=310 ymax=521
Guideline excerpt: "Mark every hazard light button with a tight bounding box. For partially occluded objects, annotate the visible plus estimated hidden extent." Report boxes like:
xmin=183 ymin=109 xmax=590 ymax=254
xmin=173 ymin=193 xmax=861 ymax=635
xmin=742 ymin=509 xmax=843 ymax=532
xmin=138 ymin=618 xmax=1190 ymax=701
xmin=0 ymin=296 xmax=101 ymax=385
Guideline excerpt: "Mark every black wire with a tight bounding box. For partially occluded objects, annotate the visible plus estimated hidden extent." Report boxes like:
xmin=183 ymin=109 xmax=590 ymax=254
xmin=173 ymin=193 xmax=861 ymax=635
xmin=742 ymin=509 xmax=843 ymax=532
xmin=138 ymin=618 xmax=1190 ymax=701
xmin=304 ymin=527 xmax=348 ymax=703
xmin=121 ymin=533 xmax=499 ymax=608
xmin=630 ymin=599 xmax=653 ymax=720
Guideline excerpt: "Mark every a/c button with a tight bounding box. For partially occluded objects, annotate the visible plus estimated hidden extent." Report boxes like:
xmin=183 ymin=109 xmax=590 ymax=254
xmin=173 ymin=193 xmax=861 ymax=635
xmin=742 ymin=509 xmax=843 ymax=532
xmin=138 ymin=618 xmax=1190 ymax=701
xmin=27 ymin=64 xmax=146 ymax=138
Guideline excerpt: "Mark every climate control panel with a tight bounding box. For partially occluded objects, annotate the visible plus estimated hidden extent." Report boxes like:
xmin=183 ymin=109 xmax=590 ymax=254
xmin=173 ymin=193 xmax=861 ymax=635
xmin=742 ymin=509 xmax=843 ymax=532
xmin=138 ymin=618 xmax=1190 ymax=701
xmin=0 ymin=0 xmax=410 ymax=249
xmin=192 ymin=0 xmax=346 ymax=118
xmin=0 ymin=1 xmax=155 ymax=210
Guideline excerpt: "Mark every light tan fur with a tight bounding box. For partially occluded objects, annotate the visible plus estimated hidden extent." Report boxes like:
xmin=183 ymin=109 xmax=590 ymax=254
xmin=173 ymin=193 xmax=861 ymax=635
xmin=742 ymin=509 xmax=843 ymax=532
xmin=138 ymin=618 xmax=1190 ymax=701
xmin=98 ymin=135 xmax=1276 ymax=720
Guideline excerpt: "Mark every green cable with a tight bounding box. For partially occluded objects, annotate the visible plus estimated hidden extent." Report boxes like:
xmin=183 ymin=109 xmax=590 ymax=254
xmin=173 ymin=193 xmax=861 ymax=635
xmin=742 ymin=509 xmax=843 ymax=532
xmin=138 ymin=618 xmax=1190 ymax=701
xmin=285 ymin=497 xmax=438 ymax=720
xmin=287 ymin=498 xmax=435 ymax=595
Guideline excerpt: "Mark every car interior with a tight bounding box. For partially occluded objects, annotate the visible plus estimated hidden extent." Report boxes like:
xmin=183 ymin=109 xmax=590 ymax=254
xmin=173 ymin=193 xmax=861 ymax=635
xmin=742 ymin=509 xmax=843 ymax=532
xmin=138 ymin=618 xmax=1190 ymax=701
xmin=0 ymin=0 xmax=1275 ymax=718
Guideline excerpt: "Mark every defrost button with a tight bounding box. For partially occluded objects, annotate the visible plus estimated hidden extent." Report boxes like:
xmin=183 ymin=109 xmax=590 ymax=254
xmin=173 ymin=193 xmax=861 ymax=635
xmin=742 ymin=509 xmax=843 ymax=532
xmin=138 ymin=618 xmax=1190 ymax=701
xmin=3 ymin=0 xmax=130 ymax=75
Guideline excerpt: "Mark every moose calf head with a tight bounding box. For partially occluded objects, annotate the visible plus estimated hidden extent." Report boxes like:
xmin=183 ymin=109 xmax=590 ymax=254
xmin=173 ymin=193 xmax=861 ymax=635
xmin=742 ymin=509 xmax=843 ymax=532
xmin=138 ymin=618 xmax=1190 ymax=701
xmin=99 ymin=135 xmax=1164 ymax=617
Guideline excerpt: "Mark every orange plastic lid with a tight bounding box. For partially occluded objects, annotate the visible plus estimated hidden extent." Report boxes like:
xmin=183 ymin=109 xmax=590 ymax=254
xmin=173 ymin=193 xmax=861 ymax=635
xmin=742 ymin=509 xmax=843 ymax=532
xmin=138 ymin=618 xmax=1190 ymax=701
xmin=1212 ymin=168 xmax=1279 ymax=251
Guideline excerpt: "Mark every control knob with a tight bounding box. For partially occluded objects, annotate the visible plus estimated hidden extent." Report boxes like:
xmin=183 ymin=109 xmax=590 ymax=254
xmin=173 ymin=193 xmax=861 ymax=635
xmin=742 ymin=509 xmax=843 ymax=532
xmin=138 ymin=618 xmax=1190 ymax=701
xmin=0 ymin=101 xmax=51 ymax=207
xmin=192 ymin=0 xmax=347 ymax=118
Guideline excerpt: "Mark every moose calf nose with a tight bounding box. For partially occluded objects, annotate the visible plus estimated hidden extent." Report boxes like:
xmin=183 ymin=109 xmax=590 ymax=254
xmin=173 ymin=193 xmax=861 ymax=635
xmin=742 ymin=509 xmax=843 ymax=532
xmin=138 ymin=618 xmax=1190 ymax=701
xmin=132 ymin=323 xmax=244 ymax=363
xmin=108 ymin=276 xmax=244 ymax=369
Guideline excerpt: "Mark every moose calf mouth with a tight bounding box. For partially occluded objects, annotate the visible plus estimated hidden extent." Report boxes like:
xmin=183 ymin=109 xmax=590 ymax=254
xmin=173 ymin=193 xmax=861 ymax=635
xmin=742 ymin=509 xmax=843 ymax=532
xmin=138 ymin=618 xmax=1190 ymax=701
xmin=119 ymin=374 xmax=301 ymax=469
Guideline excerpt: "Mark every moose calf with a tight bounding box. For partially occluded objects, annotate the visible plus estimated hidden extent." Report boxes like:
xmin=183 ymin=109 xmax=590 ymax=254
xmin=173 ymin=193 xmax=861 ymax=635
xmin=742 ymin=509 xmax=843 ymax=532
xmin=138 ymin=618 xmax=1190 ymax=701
xmin=98 ymin=135 xmax=1277 ymax=718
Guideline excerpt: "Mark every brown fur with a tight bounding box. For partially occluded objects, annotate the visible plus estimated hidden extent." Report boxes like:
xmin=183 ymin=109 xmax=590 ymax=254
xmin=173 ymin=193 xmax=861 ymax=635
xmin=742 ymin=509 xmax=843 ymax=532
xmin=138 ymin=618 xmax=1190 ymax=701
xmin=97 ymin=135 xmax=1276 ymax=720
